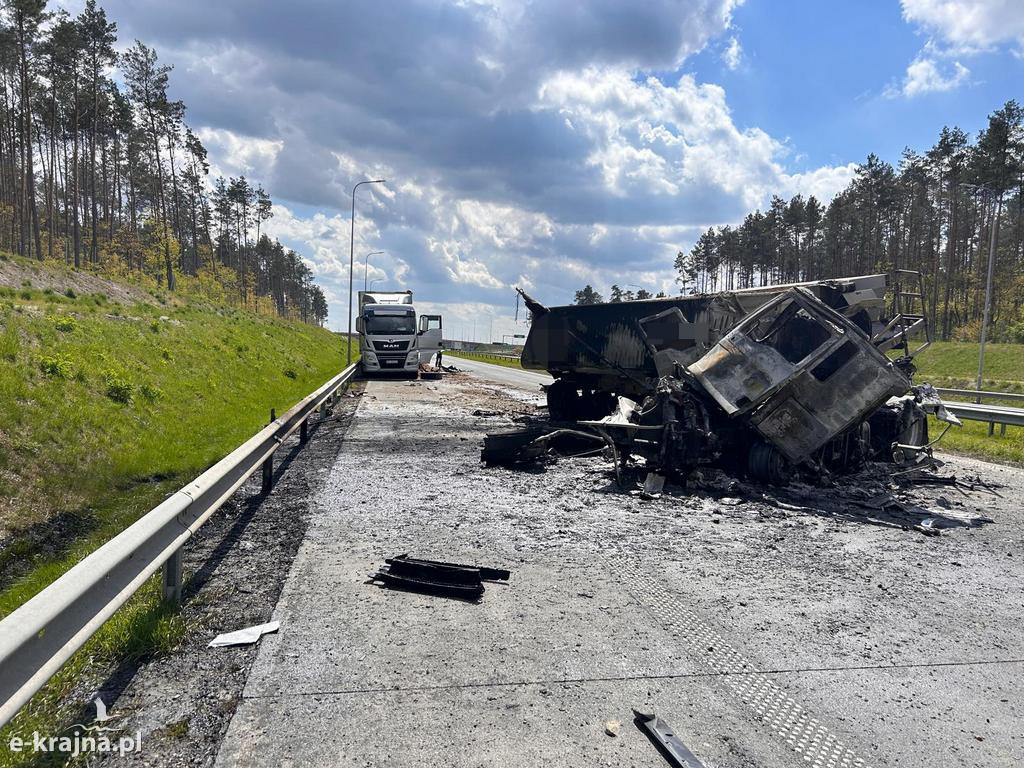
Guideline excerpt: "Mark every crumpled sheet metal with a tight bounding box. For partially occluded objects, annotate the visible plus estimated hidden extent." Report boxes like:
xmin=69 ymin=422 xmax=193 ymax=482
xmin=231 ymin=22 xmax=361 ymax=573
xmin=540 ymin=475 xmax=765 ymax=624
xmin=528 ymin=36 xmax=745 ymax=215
xmin=209 ymin=620 xmax=280 ymax=648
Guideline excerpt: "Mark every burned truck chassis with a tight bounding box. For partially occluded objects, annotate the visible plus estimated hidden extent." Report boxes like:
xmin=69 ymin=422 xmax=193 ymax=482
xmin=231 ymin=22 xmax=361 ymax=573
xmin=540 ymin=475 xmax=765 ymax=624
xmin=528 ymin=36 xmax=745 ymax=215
xmin=603 ymin=376 xmax=930 ymax=485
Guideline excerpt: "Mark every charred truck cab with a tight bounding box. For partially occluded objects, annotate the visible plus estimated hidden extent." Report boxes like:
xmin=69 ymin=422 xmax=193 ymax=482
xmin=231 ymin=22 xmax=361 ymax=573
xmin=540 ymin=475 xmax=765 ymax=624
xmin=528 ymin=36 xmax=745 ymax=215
xmin=644 ymin=286 xmax=920 ymax=483
xmin=357 ymin=290 xmax=421 ymax=375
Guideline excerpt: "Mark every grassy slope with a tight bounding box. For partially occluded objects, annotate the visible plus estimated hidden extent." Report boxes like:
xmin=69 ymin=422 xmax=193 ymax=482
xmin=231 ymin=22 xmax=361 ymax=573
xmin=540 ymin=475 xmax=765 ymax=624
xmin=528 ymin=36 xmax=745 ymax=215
xmin=911 ymin=341 xmax=1024 ymax=391
xmin=447 ymin=349 xmax=524 ymax=369
xmin=0 ymin=288 xmax=349 ymax=543
xmin=911 ymin=341 xmax=1024 ymax=465
xmin=0 ymin=269 xmax=351 ymax=764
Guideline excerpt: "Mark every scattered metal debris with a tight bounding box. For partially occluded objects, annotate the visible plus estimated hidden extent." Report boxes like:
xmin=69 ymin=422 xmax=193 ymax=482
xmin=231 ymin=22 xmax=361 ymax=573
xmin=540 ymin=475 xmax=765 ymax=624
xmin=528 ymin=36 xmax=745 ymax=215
xmin=902 ymin=472 xmax=959 ymax=486
xmin=208 ymin=620 xmax=280 ymax=648
xmin=633 ymin=710 xmax=707 ymax=768
xmin=641 ymin=472 xmax=666 ymax=499
xmin=369 ymin=554 xmax=510 ymax=600
xmin=856 ymin=493 xmax=902 ymax=511
xmin=481 ymin=427 xmax=606 ymax=466
xmin=481 ymin=427 xmax=552 ymax=465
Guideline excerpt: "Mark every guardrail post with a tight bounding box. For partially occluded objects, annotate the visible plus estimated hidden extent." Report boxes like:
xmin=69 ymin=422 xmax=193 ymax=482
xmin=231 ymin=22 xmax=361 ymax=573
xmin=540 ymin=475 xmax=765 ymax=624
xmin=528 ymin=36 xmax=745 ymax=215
xmin=988 ymin=422 xmax=995 ymax=436
xmin=261 ymin=456 xmax=274 ymax=494
xmin=300 ymin=418 xmax=309 ymax=444
xmin=163 ymin=549 xmax=182 ymax=603
xmin=262 ymin=408 xmax=276 ymax=495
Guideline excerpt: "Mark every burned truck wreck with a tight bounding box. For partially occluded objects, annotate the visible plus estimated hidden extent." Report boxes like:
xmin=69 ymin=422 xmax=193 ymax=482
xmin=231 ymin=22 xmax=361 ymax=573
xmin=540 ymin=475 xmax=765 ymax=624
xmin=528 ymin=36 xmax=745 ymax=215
xmin=496 ymin=274 xmax=952 ymax=484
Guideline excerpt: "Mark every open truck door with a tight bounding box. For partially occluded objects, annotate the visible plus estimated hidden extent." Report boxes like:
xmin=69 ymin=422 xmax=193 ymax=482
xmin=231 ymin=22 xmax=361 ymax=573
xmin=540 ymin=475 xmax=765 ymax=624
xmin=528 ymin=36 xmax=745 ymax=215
xmin=418 ymin=314 xmax=443 ymax=366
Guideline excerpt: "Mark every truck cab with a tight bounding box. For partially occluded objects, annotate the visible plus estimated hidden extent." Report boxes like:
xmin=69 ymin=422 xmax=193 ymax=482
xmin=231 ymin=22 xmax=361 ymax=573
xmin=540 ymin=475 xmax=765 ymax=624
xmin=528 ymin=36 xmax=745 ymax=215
xmin=357 ymin=291 xmax=421 ymax=375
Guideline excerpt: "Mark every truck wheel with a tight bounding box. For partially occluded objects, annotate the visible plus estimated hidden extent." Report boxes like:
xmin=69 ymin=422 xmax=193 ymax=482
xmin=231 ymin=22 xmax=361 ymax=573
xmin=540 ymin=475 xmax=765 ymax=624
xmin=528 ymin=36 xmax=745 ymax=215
xmin=897 ymin=411 xmax=928 ymax=447
xmin=747 ymin=442 xmax=790 ymax=484
xmin=547 ymin=379 xmax=582 ymax=422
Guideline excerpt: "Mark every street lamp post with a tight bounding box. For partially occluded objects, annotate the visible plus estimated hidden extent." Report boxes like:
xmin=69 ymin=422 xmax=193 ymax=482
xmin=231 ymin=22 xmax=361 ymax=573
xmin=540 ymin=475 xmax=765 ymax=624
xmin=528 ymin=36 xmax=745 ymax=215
xmin=348 ymin=179 xmax=386 ymax=366
xmin=369 ymin=278 xmax=383 ymax=291
xmin=626 ymin=283 xmax=650 ymax=299
xmin=960 ymin=182 xmax=1003 ymax=401
xmin=977 ymin=191 xmax=1003 ymax=399
xmin=363 ymin=250 xmax=385 ymax=292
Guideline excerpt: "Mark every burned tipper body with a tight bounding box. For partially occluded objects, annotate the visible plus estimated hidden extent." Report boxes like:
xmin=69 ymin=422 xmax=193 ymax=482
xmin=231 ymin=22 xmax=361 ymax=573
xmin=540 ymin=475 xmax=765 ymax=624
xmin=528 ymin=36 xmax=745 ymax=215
xmin=515 ymin=273 xmax=955 ymax=483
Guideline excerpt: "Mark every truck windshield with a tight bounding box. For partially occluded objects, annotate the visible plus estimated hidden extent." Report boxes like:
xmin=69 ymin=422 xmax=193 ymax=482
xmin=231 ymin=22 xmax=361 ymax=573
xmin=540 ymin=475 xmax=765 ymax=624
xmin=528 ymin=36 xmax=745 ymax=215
xmin=366 ymin=314 xmax=415 ymax=335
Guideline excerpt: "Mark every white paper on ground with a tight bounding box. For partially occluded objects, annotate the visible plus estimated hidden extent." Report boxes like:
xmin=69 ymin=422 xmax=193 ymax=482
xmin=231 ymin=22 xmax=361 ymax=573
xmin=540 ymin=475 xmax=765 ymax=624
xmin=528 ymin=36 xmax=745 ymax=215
xmin=208 ymin=620 xmax=280 ymax=648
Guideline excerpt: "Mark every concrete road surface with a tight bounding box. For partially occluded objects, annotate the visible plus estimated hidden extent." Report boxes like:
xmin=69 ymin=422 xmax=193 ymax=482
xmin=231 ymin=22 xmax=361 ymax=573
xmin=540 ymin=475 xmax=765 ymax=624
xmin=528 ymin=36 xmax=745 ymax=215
xmin=216 ymin=369 xmax=1024 ymax=767
xmin=445 ymin=353 xmax=552 ymax=393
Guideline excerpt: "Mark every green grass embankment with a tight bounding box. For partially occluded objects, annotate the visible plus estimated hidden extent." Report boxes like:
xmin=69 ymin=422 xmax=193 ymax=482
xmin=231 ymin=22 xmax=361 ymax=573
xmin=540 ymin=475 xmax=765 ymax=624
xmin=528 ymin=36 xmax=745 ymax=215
xmin=0 ymin=269 xmax=353 ymax=764
xmin=446 ymin=349 xmax=524 ymax=369
xmin=910 ymin=341 xmax=1024 ymax=465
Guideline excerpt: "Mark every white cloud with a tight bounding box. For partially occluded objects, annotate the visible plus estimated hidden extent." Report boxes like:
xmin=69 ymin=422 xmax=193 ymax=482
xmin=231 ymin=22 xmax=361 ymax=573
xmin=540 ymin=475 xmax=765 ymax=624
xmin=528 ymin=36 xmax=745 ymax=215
xmin=892 ymin=0 xmax=1022 ymax=101
xmin=901 ymin=0 xmax=1024 ymax=53
xmin=105 ymin=0 xmax=865 ymax=330
xmin=195 ymin=127 xmax=282 ymax=179
xmin=538 ymin=67 xmax=842 ymax=212
xmin=722 ymin=37 xmax=742 ymax=70
xmin=887 ymin=55 xmax=970 ymax=97
xmin=453 ymin=200 xmax=554 ymax=249
xmin=779 ymin=163 xmax=860 ymax=203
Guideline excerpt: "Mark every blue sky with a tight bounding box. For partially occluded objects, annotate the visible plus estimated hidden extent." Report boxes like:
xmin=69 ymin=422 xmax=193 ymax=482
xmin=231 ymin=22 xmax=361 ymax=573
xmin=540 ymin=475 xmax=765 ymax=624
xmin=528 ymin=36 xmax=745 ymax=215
xmin=68 ymin=0 xmax=1024 ymax=337
xmin=687 ymin=0 xmax=1015 ymax=172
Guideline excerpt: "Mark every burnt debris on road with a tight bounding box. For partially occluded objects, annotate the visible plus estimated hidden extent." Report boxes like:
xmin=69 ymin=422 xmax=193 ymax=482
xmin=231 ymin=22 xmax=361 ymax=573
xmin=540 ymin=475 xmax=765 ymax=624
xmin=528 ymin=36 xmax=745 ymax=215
xmin=369 ymin=554 xmax=511 ymax=600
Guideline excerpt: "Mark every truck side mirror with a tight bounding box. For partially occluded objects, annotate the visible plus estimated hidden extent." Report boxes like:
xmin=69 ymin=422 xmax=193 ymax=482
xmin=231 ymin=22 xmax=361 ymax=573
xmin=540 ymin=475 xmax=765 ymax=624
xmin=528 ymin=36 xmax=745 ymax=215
xmin=356 ymin=317 xmax=364 ymax=334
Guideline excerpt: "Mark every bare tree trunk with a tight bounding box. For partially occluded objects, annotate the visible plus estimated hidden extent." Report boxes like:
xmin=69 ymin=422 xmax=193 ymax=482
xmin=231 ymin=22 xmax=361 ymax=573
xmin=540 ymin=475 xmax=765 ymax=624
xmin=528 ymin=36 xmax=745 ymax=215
xmin=90 ymin=69 xmax=99 ymax=264
xmin=72 ymin=72 xmax=81 ymax=268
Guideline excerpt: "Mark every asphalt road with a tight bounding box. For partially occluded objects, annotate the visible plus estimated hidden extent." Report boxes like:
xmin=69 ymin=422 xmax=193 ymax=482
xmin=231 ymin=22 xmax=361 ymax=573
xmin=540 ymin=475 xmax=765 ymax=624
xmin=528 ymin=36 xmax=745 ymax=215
xmin=445 ymin=353 xmax=553 ymax=392
xmin=215 ymin=369 xmax=1024 ymax=768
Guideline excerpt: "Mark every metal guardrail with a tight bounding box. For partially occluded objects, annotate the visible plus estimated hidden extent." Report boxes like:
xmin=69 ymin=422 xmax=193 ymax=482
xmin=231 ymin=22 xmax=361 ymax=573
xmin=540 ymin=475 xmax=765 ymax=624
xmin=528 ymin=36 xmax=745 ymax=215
xmin=0 ymin=363 xmax=358 ymax=729
xmin=931 ymin=388 xmax=1024 ymax=435
xmin=934 ymin=387 xmax=1024 ymax=404
xmin=449 ymin=351 xmax=521 ymax=362
xmin=940 ymin=401 xmax=1024 ymax=434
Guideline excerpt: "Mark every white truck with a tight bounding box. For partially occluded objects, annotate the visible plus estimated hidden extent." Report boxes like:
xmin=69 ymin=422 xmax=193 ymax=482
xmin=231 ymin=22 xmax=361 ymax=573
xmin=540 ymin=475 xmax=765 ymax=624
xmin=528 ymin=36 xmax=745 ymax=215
xmin=355 ymin=290 xmax=443 ymax=375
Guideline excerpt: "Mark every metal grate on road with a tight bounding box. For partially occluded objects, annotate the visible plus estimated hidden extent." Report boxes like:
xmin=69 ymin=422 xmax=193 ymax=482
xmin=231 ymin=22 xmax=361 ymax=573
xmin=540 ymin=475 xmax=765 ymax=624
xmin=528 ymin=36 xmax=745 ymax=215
xmin=619 ymin=561 xmax=870 ymax=768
